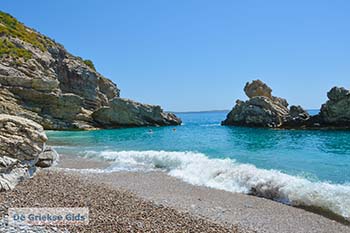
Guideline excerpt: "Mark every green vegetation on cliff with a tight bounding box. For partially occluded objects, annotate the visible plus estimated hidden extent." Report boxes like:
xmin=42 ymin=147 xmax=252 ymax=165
xmin=83 ymin=59 xmax=96 ymax=71
xmin=0 ymin=38 xmax=32 ymax=60
xmin=0 ymin=11 xmax=98 ymax=69
xmin=0 ymin=11 xmax=53 ymax=60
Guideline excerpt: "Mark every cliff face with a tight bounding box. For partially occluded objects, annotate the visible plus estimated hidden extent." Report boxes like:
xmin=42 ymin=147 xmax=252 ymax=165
xmin=0 ymin=12 xmax=181 ymax=130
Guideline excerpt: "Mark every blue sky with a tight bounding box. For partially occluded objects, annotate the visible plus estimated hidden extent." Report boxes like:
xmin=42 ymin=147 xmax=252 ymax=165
xmin=2 ymin=1 xmax=350 ymax=111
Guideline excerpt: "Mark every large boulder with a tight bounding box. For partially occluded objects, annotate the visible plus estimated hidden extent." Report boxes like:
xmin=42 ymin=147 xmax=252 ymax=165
xmin=36 ymin=146 xmax=59 ymax=168
xmin=92 ymin=98 xmax=182 ymax=127
xmin=0 ymin=114 xmax=47 ymax=160
xmin=319 ymin=86 xmax=350 ymax=126
xmin=222 ymin=80 xmax=290 ymax=127
xmin=0 ymin=114 xmax=55 ymax=191
xmin=244 ymin=80 xmax=272 ymax=99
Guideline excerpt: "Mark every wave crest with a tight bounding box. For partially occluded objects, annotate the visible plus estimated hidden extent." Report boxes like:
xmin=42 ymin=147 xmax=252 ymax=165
xmin=84 ymin=150 xmax=350 ymax=220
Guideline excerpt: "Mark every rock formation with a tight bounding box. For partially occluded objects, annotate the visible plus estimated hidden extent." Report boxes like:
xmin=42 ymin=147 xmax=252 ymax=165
xmin=318 ymin=87 xmax=350 ymax=127
xmin=223 ymin=80 xmax=350 ymax=129
xmin=0 ymin=114 xmax=56 ymax=191
xmin=0 ymin=12 xmax=181 ymax=130
xmin=36 ymin=146 xmax=59 ymax=168
xmin=0 ymin=11 xmax=181 ymax=192
xmin=222 ymin=80 xmax=310 ymax=128
xmin=93 ymin=98 xmax=181 ymax=127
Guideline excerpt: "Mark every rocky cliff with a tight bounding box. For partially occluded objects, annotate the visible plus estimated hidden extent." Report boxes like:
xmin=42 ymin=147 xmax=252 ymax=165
xmin=222 ymin=80 xmax=350 ymax=129
xmin=0 ymin=12 xmax=181 ymax=130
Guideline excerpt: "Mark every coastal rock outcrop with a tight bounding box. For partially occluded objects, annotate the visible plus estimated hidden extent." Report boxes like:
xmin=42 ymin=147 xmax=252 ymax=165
xmin=0 ymin=114 xmax=54 ymax=191
xmin=319 ymin=87 xmax=350 ymax=127
xmin=0 ymin=11 xmax=181 ymax=130
xmin=223 ymin=80 xmax=289 ymax=127
xmin=222 ymin=80 xmax=310 ymax=128
xmin=282 ymin=105 xmax=311 ymax=127
xmin=222 ymin=80 xmax=350 ymax=129
xmin=92 ymin=98 xmax=181 ymax=127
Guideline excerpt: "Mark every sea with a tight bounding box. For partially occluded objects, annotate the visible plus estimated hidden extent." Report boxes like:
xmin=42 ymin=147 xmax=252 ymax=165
xmin=46 ymin=110 xmax=350 ymax=220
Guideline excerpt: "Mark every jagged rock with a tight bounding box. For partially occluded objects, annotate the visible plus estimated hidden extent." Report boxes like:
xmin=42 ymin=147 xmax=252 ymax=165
xmin=92 ymin=98 xmax=182 ymax=127
xmin=222 ymin=80 xmax=290 ymax=127
xmin=289 ymin=105 xmax=310 ymax=119
xmin=283 ymin=105 xmax=310 ymax=127
xmin=36 ymin=146 xmax=59 ymax=168
xmin=0 ymin=114 xmax=48 ymax=191
xmin=327 ymin=87 xmax=349 ymax=102
xmin=319 ymin=86 xmax=350 ymax=126
xmin=0 ymin=12 xmax=181 ymax=130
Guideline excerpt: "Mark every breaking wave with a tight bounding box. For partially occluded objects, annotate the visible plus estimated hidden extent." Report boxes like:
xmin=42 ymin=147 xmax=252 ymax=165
xmin=84 ymin=150 xmax=350 ymax=220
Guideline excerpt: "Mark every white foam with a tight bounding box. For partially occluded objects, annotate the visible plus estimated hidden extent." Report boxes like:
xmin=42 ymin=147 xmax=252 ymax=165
xmin=200 ymin=123 xmax=221 ymax=127
xmin=87 ymin=150 xmax=350 ymax=219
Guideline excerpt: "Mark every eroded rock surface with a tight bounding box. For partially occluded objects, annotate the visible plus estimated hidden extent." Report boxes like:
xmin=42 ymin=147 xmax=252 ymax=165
xmin=0 ymin=114 xmax=50 ymax=191
xmin=319 ymin=87 xmax=350 ymax=127
xmin=222 ymin=80 xmax=309 ymax=128
xmin=93 ymin=98 xmax=181 ymax=127
xmin=36 ymin=146 xmax=59 ymax=168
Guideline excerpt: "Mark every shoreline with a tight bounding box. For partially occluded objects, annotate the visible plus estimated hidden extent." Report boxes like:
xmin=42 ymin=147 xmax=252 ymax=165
xmin=79 ymin=170 xmax=350 ymax=233
xmin=1 ymin=154 xmax=348 ymax=232
xmin=52 ymin=155 xmax=350 ymax=232
xmin=0 ymin=169 xmax=236 ymax=233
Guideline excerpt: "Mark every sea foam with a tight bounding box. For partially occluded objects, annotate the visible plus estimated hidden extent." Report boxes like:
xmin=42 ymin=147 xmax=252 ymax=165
xmin=85 ymin=150 xmax=350 ymax=220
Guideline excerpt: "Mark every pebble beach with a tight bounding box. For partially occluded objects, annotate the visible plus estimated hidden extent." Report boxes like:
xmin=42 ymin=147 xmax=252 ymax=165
xmin=0 ymin=169 xmax=240 ymax=233
xmin=1 ymin=154 xmax=349 ymax=232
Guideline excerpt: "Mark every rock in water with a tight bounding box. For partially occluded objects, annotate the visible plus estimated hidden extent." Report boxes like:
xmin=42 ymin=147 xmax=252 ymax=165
xmin=222 ymin=80 xmax=310 ymax=128
xmin=0 ymin=114 xmax=49 ymax=191
xmin=0 ymin=11 xmax=181 ymax=130
xmin=319 ymin=87 xmax=350 ymax=126
xmin=92 ymin=98 xmax=182 ymax=127
xmin=222 ymin=80 xmax=290 ymax=127
xmin=283 ymin=105 xmax=310 ymax=127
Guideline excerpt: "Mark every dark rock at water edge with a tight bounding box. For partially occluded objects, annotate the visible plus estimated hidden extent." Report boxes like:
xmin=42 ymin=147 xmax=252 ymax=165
xmin=92 ymin=98 xmax=181 ymax=127
xmin=318 ymin=87 xmax=350 ymax=127
xmin=222 ymin=80 xmax=350 ymax=129
xmin=222 ymin=80 xmax=310 ymax=128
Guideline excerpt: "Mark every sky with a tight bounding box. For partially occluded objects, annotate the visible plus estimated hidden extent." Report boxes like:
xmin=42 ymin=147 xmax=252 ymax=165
xmin=2 ymin=0 xmax=350 ymax=112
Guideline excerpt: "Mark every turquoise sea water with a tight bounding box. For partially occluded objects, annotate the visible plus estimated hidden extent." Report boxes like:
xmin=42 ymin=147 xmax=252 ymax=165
xmin=47 ymin=111 xmax=350 ymax=219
